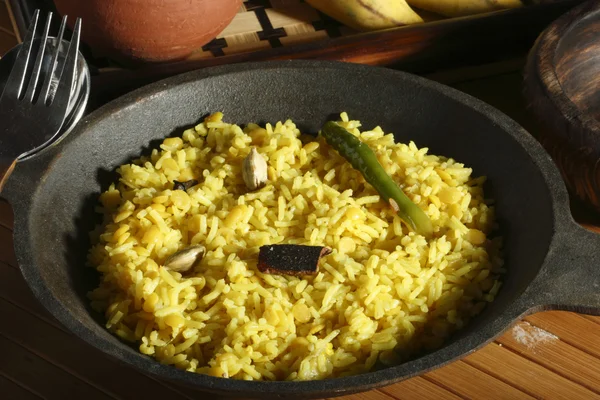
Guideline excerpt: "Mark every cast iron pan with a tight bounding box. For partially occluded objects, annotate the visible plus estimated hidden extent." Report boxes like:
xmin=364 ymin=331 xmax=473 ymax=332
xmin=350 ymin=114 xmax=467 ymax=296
xmin=2 ymin=60 xmax=600 ymax=399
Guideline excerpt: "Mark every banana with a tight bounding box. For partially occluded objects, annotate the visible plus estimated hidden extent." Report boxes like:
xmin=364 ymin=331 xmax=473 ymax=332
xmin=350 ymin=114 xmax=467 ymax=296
xmin=305 ymin=0 xmax=424 ymax=31
xmin=405 ymin=0 xmax=522 ymax=17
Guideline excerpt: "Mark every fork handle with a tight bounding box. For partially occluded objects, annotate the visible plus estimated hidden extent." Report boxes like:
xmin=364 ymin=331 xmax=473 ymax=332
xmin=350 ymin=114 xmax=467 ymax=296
xmin=0 ymin=157 xmax=17 ymax=193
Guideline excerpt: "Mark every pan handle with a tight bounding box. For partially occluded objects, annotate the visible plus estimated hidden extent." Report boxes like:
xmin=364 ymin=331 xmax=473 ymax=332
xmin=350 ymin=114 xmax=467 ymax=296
xmin=0 ymin=157 xmax=17 ymax=192
xmin=526 ymin=222 xmax=600 ymax=315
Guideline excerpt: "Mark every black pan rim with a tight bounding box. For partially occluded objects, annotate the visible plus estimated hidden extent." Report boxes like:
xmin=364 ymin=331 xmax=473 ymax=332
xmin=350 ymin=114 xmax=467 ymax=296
xmin=6 ymin=60 xmax=572 ymax=397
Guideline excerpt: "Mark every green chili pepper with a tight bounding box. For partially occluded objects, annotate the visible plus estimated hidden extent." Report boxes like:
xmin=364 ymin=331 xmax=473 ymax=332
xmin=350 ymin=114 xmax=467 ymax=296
xmin=320 ymin=121 xmax=433 ymax=238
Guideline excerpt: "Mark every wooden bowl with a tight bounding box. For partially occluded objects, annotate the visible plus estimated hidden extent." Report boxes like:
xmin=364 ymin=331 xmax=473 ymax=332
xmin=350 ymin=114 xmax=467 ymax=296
xmin=53 ymin=0 xmax=241 ymax=64
xmin=525 ymin=0 xmax=600 ymax=211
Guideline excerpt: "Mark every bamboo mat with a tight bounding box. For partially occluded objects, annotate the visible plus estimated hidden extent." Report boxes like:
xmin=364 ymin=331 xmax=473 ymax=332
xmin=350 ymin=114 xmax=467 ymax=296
xmin=1 ymin=71 xmax=600 ymax=399
xmin=157 ymin=0 xmax=558 ymax=63
xmin=89 ymin=0 xmax=459 ymax=66
xmin=197 ymin=0 xmax=356 ymax=59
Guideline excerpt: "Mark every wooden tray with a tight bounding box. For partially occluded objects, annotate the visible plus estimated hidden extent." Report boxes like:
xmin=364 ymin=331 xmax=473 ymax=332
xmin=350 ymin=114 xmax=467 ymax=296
xmin=147 ymin=0 xmax=584 ymax=65
xmin=6 ymin=0 xmax=585 ymax=102
xmin=89 ymin=0 xmax=584 ymax=102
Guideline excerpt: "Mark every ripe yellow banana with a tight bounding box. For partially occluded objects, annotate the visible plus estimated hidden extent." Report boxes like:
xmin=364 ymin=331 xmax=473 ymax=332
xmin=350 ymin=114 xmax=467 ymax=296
xmin=405 ymin=0 xmax=522 ymax=17
xmin=305 ymin=0 xmax=424 ymax=31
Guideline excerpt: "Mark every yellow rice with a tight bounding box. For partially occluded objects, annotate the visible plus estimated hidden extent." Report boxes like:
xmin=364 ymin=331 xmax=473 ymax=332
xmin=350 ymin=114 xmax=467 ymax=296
xmin=88 ymin=112 xmax=504 ymax=381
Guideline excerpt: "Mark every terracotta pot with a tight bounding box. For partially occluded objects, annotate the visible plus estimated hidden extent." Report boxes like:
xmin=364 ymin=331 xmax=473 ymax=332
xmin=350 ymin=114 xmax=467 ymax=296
xmin=53 ymin=0 xmax=240 ymax=64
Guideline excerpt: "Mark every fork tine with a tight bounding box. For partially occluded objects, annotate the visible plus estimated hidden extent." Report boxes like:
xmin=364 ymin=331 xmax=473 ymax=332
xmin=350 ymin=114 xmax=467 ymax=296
xmin=39 ymin=14 xmax=67 ymax=104
xmin=24 ymin=12 xmax=52 ymax=102
xmin=0 ymin=9 xmax=40 ymax=99
xmin=49 ymin=17 xmax=81 ymax=110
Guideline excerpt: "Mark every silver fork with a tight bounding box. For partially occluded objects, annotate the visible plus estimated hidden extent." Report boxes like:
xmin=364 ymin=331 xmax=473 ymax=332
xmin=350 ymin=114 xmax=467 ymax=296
xmin=0 ymin=10 xmax=82 ymax=191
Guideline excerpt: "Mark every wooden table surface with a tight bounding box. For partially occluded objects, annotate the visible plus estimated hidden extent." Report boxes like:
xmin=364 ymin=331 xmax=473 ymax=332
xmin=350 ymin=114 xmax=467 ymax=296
xmin=1 ymin=67 xmax=600 ymax=400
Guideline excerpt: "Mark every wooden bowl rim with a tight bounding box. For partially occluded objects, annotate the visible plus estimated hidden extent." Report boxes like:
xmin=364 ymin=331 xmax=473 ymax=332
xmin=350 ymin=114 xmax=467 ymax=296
xmin=531 ymin=0 xmax=600 ymax=136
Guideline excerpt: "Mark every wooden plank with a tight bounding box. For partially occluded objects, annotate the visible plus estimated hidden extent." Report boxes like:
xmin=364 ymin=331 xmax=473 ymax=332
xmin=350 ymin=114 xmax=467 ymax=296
xmin=217 ymin=11 xmax=262 ymax=38
xmin=0 ymin=199 xmax=13 ymax=229
xmin=0 ymin=265 xmax=223 ymax=400
xmin=4 ymin=0 xmax=19 ymax=42
xmin=581 ymin=314 xmax=600 ymax=326
xmin=156 ymin=383 xmax=214 ymax=400
xmin=0 ymin=0 xmax=15 ymax=36
xmin=498 ymin=321 xmax=600 ymax=393
xmin=0 ymin=224 xmax=17 ymax=267
xmin=0 ymin=27 xmax=16 ymax=55
xmin=0 ymin=262 xmax=247 ymax=400
xmin=0 ymin=372 xmax=43 ymax=400
xmin=379 ymin=377 xmax=461 ymax=400
xmin=525 ymin=312 xmax=600 ymax=358
xmin=0 ymin=334 xmax=115 ymax=400
xmin=0 ymin=293 xmax=194 ymax=400
xmin=425 ymin=360 xmax=534 ymax=399
xmin=265 ymin=4 xmax=320 ymax=29
xmin=465 ymin=342 xmax=600 ymax=399
xmin=0 ymin=261 xmax=61 ymax=330
xmin=332 ymin=389 xmax=396 ymax=400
